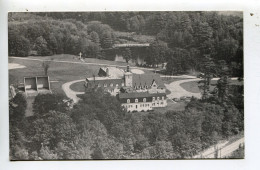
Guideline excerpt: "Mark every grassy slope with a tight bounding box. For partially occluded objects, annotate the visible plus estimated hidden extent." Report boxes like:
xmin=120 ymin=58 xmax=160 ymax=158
xmin=9 ymin=57 xmax=101 ymax=95
xmin=70 ymin=81 xmax=86 ymax=92
xmin=180 ymin=80 xmax=244 ymax=93
xmin=9 ymin=55 xmax=154 ymax=94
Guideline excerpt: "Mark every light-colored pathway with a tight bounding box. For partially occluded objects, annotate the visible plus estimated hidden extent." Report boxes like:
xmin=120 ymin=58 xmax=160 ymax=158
xmin=62 ymin=79 xmax=85 ymax=103
xmin=164 ymin=78 xmax=202 ymax=99
xmin=193 ymin=137 xmax=244 ymax=158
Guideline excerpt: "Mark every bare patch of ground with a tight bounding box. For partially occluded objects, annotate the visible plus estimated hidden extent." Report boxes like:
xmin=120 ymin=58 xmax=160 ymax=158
xmin=8 ymin=63 xmax=26 ymax=70
xmin=131 ymin=69 xmax=144 ymax=74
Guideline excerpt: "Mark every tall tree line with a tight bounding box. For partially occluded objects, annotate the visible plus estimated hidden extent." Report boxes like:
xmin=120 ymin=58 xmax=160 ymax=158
xmin=9 ymin=12 xmax=243 ymax=77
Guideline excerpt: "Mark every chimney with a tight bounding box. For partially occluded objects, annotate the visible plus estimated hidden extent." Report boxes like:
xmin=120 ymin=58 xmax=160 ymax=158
xmin=127 ymin=65 xmax=130 ymax=72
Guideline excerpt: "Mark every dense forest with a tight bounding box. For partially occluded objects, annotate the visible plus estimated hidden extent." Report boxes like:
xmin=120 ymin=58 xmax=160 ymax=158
xmin=8 ymin=12 xmax=243 ymax=77
xmin=10 ymin=82 xmax=243 ymax=159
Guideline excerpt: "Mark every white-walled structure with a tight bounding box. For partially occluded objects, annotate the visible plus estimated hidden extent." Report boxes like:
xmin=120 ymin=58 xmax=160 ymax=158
xmin=85 ymin=65 xmax=167 ymax=112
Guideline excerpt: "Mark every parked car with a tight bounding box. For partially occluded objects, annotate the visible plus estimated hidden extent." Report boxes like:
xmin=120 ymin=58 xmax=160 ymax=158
xmin=172 ymin=98 xmax=179 ymax=102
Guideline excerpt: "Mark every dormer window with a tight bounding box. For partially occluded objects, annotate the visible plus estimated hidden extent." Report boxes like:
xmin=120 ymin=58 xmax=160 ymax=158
xmin=152 ymin=97 xmax=155 ymax=101
xmin=162 ymin=96 xmax=164 ymax=100
xmin=143 ymin=98 xmax=146 ymax=102
xmin=157 ymin=97 xmax=160 ymax=100
xmin=135 ymin=99 xmax=138 ymax=103
xmin=127 ymin=99 xmax=130 ymax=103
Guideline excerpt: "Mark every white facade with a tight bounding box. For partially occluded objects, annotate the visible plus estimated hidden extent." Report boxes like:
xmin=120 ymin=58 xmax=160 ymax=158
xmin=122 ymin=102 xmax=153 ymax=112
xmin=121 ymin=97 xmax=167 ymax=112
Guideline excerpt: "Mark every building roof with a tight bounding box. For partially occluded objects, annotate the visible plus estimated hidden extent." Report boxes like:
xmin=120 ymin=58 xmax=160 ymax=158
xmin=132 ymin=74 xmax=165 ymax=88
xmin=118 ymin=92 xmax=166 ymax=103
xmin=99 ymin=67 xmax=125 ymax=78
xmin=86 ymin=78 xmax=124 ymax=88
xmin=118 ymin=92 xmax=166 ymax=99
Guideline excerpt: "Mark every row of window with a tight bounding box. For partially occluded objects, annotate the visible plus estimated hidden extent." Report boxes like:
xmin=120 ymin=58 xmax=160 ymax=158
xmin=124 ymin=105 xmax=133 ymax=108
xmin=126 ymin=96 xmax=164 ymax=103
xmin=97 ymin=83 xmax=124 ymax=88
xmin=134 ymin=85 xmax=149 ymax=89
xmin=124 ymin=103 xmax=150 ymax=109
xmin=140 ymin=103 xmax=150 ymax=107
xmin=133 ymin=84 xmax=157 ymax=90
xmin=152 ymin=102 xmax=164 ymax=106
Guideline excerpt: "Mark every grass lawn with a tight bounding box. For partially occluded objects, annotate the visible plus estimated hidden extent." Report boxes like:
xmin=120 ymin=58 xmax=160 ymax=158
xmin=9 ymin=54 xmax=155 ymax=96
xmin=162 ymin=77 xmax=189 ymax=84
xmin=9 ymin=57 xmax=102 ymax=95
xmin=180 ymin=81 xmax=201 ymax=93
xmin=11 ymin=54 xmax=155 ymax=75
xmin=180 ymin=79 xmax=244 ymax=93
xmin=70 ymin=81 xmax=86 ymax=92
xmin=23 ymin=54 xmax=146 ymax=68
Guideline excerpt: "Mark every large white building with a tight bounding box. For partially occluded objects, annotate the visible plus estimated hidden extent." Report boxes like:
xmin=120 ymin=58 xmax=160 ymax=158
xmin=85 ymin=66 xmax=167 ymax=112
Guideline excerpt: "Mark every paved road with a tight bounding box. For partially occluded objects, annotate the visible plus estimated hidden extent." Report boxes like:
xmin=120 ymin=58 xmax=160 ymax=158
xmin=164 ymin=78 xmax=202 ymax=99
xmin=62 ymin=79 xmax=85 ymax=103
xmin=193 ymin=137 xmax=244 ymax=158
xmin=219 ymin=138 xmax=244 ymax=158
xmin=63 ymin=76 xmax=203 ymax=103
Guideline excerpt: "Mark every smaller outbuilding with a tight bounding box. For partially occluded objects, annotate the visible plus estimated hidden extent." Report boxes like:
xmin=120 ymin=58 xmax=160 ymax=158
xmin=24 ymin=76 xmax=51 ymax=96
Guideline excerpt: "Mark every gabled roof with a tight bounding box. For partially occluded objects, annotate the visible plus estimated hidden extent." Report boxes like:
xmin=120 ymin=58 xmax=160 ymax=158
xmin=132 ymin=74 xmax=165 ymax=88
xmin=118 ymin=92 xmax=166 ymax=99
xmin=99 ymin=67 xmax=125 ymax=78
xmin=86 ymin=78 xmax=124 ymax=88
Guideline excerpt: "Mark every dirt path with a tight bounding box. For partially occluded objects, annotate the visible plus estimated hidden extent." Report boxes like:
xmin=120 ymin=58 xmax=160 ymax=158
xmin=62 ymin=79 xmax=85 ymax=103
xmin=164 ymin=78 xmax=202 ymax=99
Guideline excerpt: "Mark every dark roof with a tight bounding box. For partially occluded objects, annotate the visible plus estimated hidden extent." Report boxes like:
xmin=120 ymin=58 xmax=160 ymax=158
xmin=87 ymin=78 xmax=124 ymax=88
xmin=118 ymin=92 xmax=166 ymax=103
xmin=118 ymin=92 xmax=166 ymax=99
xmin=119 ymin=92 xmax=151 ymax=99
xmin=132 ymin=74 xmax=164 ymax=88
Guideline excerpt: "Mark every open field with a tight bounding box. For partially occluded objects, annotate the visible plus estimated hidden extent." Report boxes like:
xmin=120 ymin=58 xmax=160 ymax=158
xmin=9 ymin=57 xmax=102 ymax=95
xmin=162 ymin=77 xmax=191 ymax=84
xmin=25 ymin=54 xmax=136 ymax=67
xmin=70 ymin=80 xmax=86 ymax=92
xmin=180 ymin=79 xmax=244 ymax=93
xmin=9 ymin=55 xmax=155 ymax=95
xmin=10 ymin=54 xmax=155 ymax=74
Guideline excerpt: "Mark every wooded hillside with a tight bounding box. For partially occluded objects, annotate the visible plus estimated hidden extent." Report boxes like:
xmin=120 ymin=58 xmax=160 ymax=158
xmin=8 ymin=12 xmax=243 ymax=77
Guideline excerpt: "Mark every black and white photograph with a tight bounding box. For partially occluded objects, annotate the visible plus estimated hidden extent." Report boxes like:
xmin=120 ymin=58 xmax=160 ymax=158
xmin=8 ymin=11 xmax=244 ymax=160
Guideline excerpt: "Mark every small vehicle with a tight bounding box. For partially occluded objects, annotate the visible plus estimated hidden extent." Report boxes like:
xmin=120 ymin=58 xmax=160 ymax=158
xmin=172 ymin=98 xmax=179 ymax=102
xmin=197 ymin=73 xmax=204 ymax=78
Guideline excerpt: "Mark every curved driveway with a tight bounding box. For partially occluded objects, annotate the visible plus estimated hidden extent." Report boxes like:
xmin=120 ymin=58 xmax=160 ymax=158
xmin=164 ymin=78 xmax=202 ymax=99
xmin=62 ymin=79 xmax=85 ymax=103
